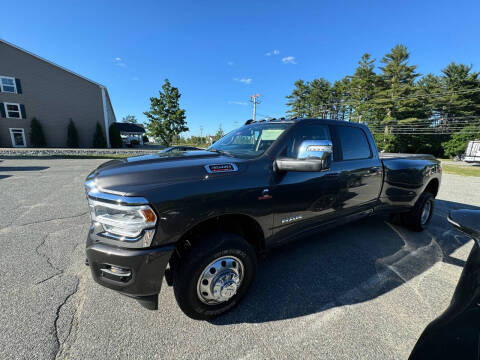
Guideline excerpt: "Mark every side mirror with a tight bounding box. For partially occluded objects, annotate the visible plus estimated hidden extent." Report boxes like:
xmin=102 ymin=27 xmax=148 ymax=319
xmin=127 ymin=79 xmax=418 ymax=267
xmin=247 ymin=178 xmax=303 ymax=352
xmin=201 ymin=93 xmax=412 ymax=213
xmin=275 ymin=140 xmax=333 ymax=172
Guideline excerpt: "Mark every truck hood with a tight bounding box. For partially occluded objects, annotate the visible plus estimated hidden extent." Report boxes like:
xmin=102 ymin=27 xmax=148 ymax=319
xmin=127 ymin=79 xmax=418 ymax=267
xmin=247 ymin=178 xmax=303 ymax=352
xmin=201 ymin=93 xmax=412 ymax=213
xmin=88 ymin=150 xmax=245 ymax=196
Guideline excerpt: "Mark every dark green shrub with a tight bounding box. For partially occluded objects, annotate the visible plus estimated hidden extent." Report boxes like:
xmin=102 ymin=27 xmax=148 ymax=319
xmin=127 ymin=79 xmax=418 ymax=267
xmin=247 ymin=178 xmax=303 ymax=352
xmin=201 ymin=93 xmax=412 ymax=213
xmin=92 ymin=122 xmax=107 ymax=148
xmin=442 ymin=125 xmax=480 ymax=158
xmin=66 ymin=119 xmax=79 ymax=148
xmin=109 ymin=124 xmax=123 ymax=148
xmin=142 ymin=135 xmax=149 ymax=143
xmin=30 ymin=117 xmax=46 ymax=147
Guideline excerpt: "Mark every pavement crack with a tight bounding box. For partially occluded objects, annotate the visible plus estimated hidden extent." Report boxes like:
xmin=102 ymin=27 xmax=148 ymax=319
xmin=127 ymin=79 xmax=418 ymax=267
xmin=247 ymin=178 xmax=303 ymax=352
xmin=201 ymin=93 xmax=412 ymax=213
xmin=35 ymin=234 xmax=64 ymax=284
xmin=0 ymin=211 xmax=89 ymax=233
xmin=52 ymin=277 xmax=80 ymax=359
xmin=54 ymin=269 xmax=88 ymax=360
xmin=18 ymin=211 xmax=89 ymax=227
xmin=36 ymin=273 xmax=62 ymax=285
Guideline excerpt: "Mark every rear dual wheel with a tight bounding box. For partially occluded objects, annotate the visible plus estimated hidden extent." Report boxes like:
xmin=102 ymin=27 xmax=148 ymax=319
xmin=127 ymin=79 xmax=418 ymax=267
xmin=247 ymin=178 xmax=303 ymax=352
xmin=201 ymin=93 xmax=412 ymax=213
xmin=391 ymin=191 xmax=435 ymax=232
xmin=172 ymin=232 xmax=257 ymax=320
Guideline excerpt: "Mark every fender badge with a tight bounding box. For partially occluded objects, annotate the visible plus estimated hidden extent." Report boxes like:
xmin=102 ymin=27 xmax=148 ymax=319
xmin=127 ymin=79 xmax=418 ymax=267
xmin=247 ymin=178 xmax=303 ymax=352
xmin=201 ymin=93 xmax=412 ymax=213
xmin=204 ymin=163 xmax=238 ymax=173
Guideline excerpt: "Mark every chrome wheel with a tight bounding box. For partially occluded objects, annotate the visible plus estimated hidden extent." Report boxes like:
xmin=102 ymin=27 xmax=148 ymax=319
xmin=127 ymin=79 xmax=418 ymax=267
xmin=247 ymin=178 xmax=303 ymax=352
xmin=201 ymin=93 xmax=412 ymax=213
xmin=421 ymin=200 xmax=432 ymax=225
xmin=196 ymin=256 xmax=244 ymax=305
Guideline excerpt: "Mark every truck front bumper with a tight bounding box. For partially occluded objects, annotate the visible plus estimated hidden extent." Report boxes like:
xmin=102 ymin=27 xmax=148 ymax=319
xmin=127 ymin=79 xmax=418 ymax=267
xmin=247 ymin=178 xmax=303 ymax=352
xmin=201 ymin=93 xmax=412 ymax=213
xmin=86 ymin=240 xmax=175 ymax=310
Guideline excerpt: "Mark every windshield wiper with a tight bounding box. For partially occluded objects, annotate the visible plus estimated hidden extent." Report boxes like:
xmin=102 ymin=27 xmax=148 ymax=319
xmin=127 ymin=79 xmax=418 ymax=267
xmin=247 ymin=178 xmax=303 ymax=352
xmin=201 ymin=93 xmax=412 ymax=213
xmin=207 ymin=148 xmax=233 ymax=157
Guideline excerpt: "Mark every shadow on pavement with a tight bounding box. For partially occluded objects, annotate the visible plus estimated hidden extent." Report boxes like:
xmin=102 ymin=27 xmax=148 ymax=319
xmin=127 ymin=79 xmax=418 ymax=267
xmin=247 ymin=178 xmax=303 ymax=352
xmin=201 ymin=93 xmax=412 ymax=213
xmin=212 ymin=199 xmax=479 ymax=325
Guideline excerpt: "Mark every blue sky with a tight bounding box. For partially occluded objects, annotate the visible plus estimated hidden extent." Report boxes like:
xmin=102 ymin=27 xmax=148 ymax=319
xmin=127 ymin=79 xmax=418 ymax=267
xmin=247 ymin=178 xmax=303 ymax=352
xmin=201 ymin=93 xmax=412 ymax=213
xmin=3 ymin=0 xmax=480 ymax=136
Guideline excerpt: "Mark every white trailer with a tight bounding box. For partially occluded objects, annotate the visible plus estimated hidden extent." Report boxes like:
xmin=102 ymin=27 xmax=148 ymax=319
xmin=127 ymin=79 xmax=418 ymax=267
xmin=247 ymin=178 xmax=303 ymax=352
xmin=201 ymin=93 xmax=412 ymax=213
xmin=464 ymin=140 xmax=480 ymax=163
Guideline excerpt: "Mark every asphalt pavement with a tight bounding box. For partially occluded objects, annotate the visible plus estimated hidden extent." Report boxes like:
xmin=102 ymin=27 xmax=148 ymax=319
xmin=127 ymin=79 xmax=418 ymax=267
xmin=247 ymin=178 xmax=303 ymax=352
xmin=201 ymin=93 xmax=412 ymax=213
xmin=0 ymin=158 xmax=479 ymax=360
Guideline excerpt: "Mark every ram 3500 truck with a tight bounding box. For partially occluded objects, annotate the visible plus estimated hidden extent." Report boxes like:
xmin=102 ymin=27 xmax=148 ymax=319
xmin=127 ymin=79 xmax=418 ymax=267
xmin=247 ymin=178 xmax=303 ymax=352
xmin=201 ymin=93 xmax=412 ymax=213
xmin=85 ymin=118 xmax=441 ymax=319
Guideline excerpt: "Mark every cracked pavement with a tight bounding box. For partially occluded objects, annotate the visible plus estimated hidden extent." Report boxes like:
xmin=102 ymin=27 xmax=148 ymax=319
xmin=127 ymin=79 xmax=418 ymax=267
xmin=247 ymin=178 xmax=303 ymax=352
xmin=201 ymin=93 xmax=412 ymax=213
xmin=0 ymin=158 xmax=479 ymax=359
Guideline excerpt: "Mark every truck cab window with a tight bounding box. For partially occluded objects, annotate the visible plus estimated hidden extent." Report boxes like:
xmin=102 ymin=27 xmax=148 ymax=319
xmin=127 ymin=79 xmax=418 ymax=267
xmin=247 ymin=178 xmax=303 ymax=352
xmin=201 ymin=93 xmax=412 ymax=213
xmin=208 ymin=123 xmax=288 ymax=158
xmin=337 ymin=126 xmax=371 ymax=160
xmin=282 ymin=124 xmax=331 ymax=158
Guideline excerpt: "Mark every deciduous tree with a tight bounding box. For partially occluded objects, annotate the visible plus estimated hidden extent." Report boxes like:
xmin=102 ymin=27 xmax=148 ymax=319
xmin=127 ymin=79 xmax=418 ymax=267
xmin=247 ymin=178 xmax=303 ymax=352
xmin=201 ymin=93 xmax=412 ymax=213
xmin=144 ymin=79 xmax=189 ymax=146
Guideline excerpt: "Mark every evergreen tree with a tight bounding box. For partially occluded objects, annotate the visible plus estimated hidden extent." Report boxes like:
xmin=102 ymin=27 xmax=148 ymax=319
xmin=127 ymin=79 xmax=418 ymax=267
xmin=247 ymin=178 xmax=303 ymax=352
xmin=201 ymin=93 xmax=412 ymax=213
xmin=286 ymin=80 xmax=311 ymax=118
xmin=377 ymin=44 xmax=424 ymax=122
xmin=30 ymin=117 xmax=46 ymax=147
xmin=66 ymin=118 xmax=79 ymax=148
xmin=331 ymin=77 xmax=351 ymax=121
xmin=109 ymin=124 xmax=123 ymax=148
xmin=309 ymin=78 xmax=332 ymax=118
xmin=144 ymin=79 xmax=189 ymax=146
xmin=438 ymin=63 xmax=480 ymax=119
xmin=417 ymin=73 xmax=442 ymax=118
xmin=92 ymin=122 xmax=107 ymax=148
xmin=122 ymin=114 xmax=138 ymax=124
xmin=350 ymin=53 xmax=379 ymax=124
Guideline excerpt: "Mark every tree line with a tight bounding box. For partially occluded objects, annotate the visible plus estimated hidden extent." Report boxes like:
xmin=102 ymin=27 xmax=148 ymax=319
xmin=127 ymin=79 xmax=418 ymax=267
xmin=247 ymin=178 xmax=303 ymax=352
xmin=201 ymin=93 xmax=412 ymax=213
xmin=285 ymin=45 xmax=480 ymax=157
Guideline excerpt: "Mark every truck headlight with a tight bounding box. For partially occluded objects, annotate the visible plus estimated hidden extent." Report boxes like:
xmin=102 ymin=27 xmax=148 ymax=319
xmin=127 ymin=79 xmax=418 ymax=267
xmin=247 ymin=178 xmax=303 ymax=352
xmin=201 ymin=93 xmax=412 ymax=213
xmin=88 ymin=199 xmax=157 ymax=239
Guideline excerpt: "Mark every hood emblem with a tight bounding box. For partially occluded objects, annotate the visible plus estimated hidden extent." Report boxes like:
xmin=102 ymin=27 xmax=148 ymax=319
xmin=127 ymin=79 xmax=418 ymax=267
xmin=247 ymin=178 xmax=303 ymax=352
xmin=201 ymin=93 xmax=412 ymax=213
xmin=204 ymin=163 xmax=238 ymax=173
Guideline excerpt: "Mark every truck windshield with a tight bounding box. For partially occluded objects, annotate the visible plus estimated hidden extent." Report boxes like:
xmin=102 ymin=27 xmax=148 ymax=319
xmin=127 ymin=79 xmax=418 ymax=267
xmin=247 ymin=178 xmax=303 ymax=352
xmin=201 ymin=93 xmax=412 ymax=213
xmin=208 ymin=123 xmax=289 ymax=158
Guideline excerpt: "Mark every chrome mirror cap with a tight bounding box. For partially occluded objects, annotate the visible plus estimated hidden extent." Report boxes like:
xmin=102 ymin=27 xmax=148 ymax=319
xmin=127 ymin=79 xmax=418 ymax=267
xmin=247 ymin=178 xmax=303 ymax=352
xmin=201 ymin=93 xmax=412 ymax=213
xmin=297 ymin=140 xmax=333 ymax=160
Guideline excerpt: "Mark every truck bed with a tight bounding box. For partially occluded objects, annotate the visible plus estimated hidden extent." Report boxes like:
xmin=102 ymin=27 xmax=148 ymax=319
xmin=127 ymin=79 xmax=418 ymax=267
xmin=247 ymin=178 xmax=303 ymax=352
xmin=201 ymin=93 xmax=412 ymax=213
xmin=379 ymin=153 xmax=436 ymax=161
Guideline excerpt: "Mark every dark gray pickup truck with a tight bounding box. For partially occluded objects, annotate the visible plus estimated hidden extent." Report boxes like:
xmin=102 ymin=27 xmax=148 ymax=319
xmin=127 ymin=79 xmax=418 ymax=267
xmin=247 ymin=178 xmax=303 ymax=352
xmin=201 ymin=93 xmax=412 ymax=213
xmin=85 ymin=118 xmax=441 ymax=319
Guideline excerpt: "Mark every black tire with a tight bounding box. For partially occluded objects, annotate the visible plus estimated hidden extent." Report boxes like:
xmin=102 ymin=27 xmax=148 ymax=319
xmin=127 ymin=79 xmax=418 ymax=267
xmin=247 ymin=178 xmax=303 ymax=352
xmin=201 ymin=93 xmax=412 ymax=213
xmin=402 ymin=192 xmax=435 ymax=232
xmin=172 ymin=232 xmax=257 ymax=320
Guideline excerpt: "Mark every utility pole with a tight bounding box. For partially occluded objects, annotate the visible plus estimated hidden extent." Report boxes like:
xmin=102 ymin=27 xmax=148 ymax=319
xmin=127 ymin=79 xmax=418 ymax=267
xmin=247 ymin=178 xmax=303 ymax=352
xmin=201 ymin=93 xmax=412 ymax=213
xmin=250 ymin=94 xmax=261 ymax=121
xmin=200 ymin=125 xmax=204 ymax=138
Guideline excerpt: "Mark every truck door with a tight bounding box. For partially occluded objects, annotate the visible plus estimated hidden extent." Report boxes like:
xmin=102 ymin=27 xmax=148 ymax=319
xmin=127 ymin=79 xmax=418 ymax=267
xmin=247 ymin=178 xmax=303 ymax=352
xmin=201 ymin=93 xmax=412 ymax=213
xmin=332 ymin=124 xmax=383 ymax=214
xmin=270 ymin=123 xmax=341 ymax=243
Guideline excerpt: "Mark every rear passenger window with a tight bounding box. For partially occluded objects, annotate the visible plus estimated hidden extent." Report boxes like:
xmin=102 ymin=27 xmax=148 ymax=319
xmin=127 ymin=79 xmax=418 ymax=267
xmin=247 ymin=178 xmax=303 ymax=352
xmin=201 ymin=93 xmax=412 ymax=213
xmin=337 ymin=126 xmax=371 ymax=160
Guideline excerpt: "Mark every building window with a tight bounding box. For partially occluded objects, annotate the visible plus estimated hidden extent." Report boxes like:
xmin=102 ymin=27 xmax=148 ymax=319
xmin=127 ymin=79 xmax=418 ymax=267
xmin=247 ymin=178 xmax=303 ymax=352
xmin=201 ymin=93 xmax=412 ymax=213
xmin=9 ymin=128 xmax=27 ymax=147
xmin=0 ymin=76 xmax=17 ymax=93
xmin=4 ymin=103 xmax=22 ymax=118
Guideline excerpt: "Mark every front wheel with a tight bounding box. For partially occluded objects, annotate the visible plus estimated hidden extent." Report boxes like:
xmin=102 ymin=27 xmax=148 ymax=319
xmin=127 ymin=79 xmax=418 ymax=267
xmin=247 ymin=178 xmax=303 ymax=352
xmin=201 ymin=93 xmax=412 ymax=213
xmin=402 ymin=191 xmax=435 ymax=231
xmin=172 ymin=232 xmax=257 ymax=320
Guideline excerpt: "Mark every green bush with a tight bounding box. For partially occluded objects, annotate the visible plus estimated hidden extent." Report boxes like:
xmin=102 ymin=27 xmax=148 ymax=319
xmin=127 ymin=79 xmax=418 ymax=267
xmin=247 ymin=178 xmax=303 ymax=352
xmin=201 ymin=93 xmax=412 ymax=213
xmin=92 ymin=122 xmax=107 ymax=148
xmin=109 ymin=124 xmax=123 ymax=148
xmin=30 ymin=117 xmax=46 ymax=147
xmin=442 ymin=125 xmax=480 ymax=158
xmin=66 ymin=119 xmax=79 ymax=148
xmin=142 ymin=135 xmax=149 ymax=143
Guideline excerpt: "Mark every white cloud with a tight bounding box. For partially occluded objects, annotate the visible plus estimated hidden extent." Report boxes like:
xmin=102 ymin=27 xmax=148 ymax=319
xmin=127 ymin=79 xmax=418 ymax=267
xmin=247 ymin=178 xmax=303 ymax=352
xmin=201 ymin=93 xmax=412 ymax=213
xmin=114 ymin=57 xmax=127 ymax=67
xmin=132 ymin=76 xmax=140 ymax=81
xmin=266 ymin=49 xmax=280 ymax=56
xmin=282 ymin=56 xmax=297 ymax=64
xmin=227 ymin=61 xmax=234 ymax=66
xmin=234 ymin=77 xmax=252 ymax=85
xmin=228 ymin=100 xmax=248 ymax=106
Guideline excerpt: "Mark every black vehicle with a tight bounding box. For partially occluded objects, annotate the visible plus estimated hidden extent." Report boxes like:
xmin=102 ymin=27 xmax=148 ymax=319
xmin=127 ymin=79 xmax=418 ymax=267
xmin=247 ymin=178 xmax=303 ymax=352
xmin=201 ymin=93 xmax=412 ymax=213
xmin=84 ymin=118 xmax=442 ymax=319
xmin=410 ymin=209 xmax=480 ymax=360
